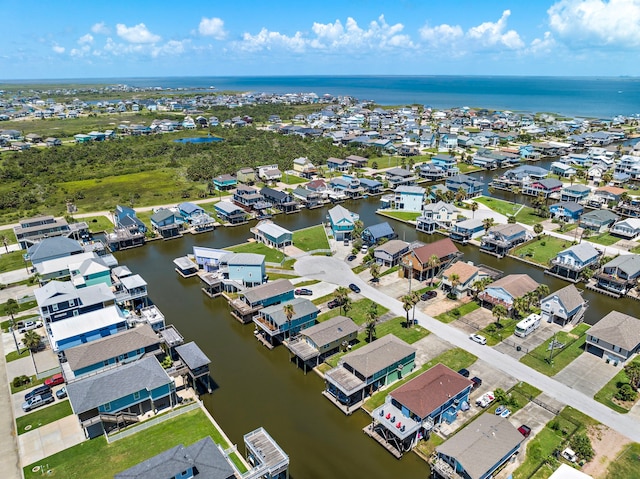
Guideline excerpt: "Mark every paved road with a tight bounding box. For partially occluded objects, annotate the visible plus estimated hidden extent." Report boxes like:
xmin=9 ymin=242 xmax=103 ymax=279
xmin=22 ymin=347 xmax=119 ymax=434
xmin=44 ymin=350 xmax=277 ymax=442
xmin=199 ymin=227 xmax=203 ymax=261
xmin=294 ymin=255 xmax=640 ymax=443
xmin=0 ymin=335 xmax=23 ymax=479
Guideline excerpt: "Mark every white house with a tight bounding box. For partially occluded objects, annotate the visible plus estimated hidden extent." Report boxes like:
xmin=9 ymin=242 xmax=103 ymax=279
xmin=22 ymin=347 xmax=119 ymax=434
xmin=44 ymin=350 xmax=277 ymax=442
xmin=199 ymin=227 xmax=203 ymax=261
xmin=393 ymin=186 xmax=425 ymax=212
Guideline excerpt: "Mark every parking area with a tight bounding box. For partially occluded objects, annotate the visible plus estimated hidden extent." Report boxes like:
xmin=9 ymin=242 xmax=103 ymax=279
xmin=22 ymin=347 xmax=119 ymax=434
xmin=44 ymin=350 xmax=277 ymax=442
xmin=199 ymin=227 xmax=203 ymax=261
xmin=18 ymin=414 xmax=85 ymax=467
xmin=13 ymin=383 xmax=67 ymax=420
xmin=553 ymin=352 xmax=620 ymax=397
xmin=494 ymin=322 xmax=557 ymax=360
xmin=412 ymin=334 xmax=454 ymax=368
xmin=450 ymin=307 xmax=494 ymax=334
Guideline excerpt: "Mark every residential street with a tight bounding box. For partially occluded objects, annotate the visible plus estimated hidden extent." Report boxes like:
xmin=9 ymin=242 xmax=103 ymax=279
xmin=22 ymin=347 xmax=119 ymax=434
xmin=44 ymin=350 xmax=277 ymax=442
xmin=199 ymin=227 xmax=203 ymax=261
xmin=294 ymin=255 xmax=640 ymax=443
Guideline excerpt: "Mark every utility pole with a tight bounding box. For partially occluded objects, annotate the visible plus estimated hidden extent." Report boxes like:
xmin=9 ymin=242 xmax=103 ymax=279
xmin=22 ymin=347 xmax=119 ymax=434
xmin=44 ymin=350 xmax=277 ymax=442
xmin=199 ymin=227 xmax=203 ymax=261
xmin=548 ymin=332 xmax=556 ymax=366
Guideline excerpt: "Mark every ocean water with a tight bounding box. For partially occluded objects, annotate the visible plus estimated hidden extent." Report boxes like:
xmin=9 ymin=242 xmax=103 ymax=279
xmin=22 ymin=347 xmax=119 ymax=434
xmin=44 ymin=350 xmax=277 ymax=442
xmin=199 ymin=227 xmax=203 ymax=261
xmin=10 ymin=75 xmax=640 ymax=119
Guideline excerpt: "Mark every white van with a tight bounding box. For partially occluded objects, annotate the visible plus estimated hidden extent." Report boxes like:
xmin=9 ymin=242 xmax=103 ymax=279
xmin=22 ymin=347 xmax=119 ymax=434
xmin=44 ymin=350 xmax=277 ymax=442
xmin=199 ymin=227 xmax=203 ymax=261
xmin=361 ymin=245 xmax=368 ymax=254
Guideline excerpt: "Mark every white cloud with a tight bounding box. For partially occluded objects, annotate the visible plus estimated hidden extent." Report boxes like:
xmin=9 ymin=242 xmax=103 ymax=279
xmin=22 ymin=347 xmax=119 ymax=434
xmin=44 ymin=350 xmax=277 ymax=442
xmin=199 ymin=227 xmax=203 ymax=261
xmin=529 ymin=31 xmax=557 ymax=54
xmin=52 ymin=44 xmax=65 ymax=54
xmin=70 ymin=45 xmax=91 ymax=58
xmin=78 ymin=34 xmax=94 ymax=45
xmin=116 ymin=23 xmax=161 ymax=44
xmin=418 ymin=23 xmax=463 ymax=47
xmin=91 ymin=22 xmax=110 ymax=35
xmin=151 ymin=39 xmax=191 ymax=57
xmin=239 ymin=28 xmax=307 ymax=53
xmin=548 ymin=0 xmax=640 ymax=47
xmin=199 ymin=17 xmax=226 ymax=39
xmin=467 ymin=10 xmax=524 ymax=49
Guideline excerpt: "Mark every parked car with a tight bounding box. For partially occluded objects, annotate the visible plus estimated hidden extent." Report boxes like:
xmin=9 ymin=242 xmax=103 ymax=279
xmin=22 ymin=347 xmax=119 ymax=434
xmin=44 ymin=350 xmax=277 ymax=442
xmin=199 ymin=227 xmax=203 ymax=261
xmin=495 ymin=405 xmax=506 ymax=415
xmin=469 ymin=334 xmax=487 ymax=345
xmin=25 ymin=385 xmax=51 ymax=401
xmin=348 ymin=283 xmax=361 ymax=293
xmin=347 ymin=255 xmax=357 ymax=262
xmin=343 ymin=239 xmax=350 ymax=246
xmin=471 ymin=377 xmax=483 ymax=389
xmin=500 ymin=408 xmax=511 ymax=418
xmin=56 ymin=386 xmax=67 ymax=399
xmin=518 ymin=425 xmax=531 ymax=437
xmin=294 ymin=288 xmax=313 ymax=296
xmin=421 ymin=290 xmax=437 ymax=301
xmin=44 ymin=373 xmax=64 ymax=387
xmin=457 ymin=368 xmax=470 ymax=378
xmin=361 ymin=245 xmax=368 ymax=254
xmin=327 ymin=299 xmax=342 ymax=309
xmin=22 ymin=393 xmax=54 ymax=412
xmin=18 ymin=321 xmax=42 ymax=334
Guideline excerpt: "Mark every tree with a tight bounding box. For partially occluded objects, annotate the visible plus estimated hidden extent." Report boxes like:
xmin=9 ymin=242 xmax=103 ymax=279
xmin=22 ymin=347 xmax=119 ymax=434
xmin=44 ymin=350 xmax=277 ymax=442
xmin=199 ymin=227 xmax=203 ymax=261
xmin=410 ymin=290 xmax=421 ymax=325
xmin=22 ymin=330 xmax=42 ymax=352
xmin=449 ymin=273 xmax=460 ymax=298
xmin=492 ymin=304 xmax=508 ymax=325
xmin=470 ymin=201 xmax=479 ymax=218
xmin=6 ymin=298 xmax=20 ymax=352
xmin=427 ymin=254 xmax=440 ymax=284
xmin=570 ymin=432 xmax=594 ymax=461
xmin=401 ymin=294 xmax=414 ymax=327
xmin=624 ymin=361 xmax=640 ymax=389
xmin=482 ymin=217 xmax=495 ymax=232
xmin=472 ymin=277 xmax=493 ymax=300
xmin=507 ymin=215 xmax=516 ymax=224
xmin=341 ymin=296 xmax=352 ymax=317
xmin=533 ymin=223 xmax=543 ymax=237
xmin=535 ymin=284 xmax=550 ymax=302
xmin=365 ymin=303 xmax=378 ymax=343
xmin=369 ymin=263 xmax=381 ymax=283
xmin=283 ymin=303 xmax=295 ymax=340
xmin=513 ymin=296 xmax=529 ymax=318
xmin=0 ymin=234 xmax=8 ymax=253
xmin=455 ymin=187 xmax=466 ymax=205
xmin=616 ymin=384 xmax=637 ymax=402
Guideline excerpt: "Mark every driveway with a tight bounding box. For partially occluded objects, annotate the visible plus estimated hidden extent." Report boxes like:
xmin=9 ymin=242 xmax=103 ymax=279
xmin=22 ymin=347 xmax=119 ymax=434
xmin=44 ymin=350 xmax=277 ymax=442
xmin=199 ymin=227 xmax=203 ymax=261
xmin=411 ymin=334 xmax=453 ymax=368
xmin=553 ymin=353 xmax=620 ymax=397
xmin=494 ymin=322 xmax=556 ymax=360
xmin=18 ymin=415 xmax=85 ymax=468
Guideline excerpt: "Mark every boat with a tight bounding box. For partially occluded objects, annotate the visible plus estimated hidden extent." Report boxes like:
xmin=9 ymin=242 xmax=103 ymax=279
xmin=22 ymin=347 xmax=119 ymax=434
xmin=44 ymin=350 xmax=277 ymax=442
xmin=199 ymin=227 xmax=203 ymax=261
xmin=495 ymin=405 xmax=506 ymax=415
xmin=500 ymin=408 xmax=511 ymax=418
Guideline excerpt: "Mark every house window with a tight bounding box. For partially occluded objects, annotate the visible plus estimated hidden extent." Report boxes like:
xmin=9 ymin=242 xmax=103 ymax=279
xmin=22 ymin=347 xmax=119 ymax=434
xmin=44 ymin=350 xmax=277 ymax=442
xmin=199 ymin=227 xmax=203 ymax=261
xmin=133 ymin=391 xmax=141 ymax=400
xmin=52 ymin=304 xmax=58 ymax=311
xmin=104 ymin=403 xmax=111 ymax=411
xmin=68 ymin=300 xmax=75 ymax=307
xmin=613 ymin=345 xmax=621 ymax=353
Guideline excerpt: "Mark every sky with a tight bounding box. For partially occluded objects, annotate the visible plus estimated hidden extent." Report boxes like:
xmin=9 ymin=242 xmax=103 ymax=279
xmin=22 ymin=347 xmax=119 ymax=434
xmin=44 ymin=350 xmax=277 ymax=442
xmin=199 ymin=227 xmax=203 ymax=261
xmin=3 ymin=0 xmax=640 ymax=79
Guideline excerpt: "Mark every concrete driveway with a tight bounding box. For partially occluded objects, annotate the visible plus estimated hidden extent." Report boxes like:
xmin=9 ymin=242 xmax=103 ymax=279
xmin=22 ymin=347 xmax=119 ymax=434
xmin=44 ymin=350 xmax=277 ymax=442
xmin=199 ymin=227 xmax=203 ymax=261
xmin=494 ymin=322 xmax=557 ymax=360
xmin=18 ymin=415 xmax=85 ymax=468
xmin=553 ymin=353 xmax=620 ymax=397
xmin=412 ymin=334 xmax=454 ymax=367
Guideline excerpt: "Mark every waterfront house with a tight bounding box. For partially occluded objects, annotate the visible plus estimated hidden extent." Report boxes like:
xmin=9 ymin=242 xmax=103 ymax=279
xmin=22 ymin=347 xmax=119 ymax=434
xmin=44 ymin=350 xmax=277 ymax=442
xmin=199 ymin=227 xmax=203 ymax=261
xmin=233 ymin=185 xmax=268 ymax=210
xmin=14 ymin=215 xmax=75 ymax=250
xmin=114 ymin=436 xmax=236 ymax=479
xmin=34 ymin=251 xmax=100 ymax=283
xmin=174 ymin=341 xmax=212 ymax=391
xmin=27 ymin=237 xmax=85 ymax=268
xmin=326 ymin=157 xmax=351 ymax=172
xmin=150 ymin=209 xmax=181 ymax=239
xmin=177 ymin=202 xmax=205 ymax=222
xmin=237 ymin=167 xmax=256 ymax=184
xmin=68 ymin=256 xmax=111 ymax=288
xmin=595 ymin=254 xmax=640 ymax=295
xmin=362 ymin=222 xmax=397 ymax=245
xmin=368 ymin=364 xmax=473 ymax=456
xmin=610 ymin=218 xmax=640 ymax=239
xmin=306 ymin=179 xmax=328 ymax=194
xmin=34 ymin=280 xmax=115 ymax=323
xmin=359 ymin=178 xmax=384 ymax=194
xmin=560 ymin=184 xmax=591 ymax=203
xmin=228 ymin=279 xmax=294 ymax=323
xmin=252 ymin=220 xmax=293 ymax=249
xmin=579 ymin=209 xmax=619 ymax=233
xmin=450 ymin=218 xmax=485 ymax=244
xmin=445 ymin=174 xmax=483 ymax=198
xmin=213 ymin=173 xmax=237 ymax=191
xmin=324 ymin=335 xmax=416 ymax=413
xmin=550 ymin=161 xmax=578 ymax=178
xmin=63 ymin=323 xmax=161 ymax=379
xmin=221 ymin=253 xmax=266 ymax=288
xmin=416 ymin=201 xmax=459 ymax=234
xmin=293 ymin=157 xmax=317 ymax=178
xmin=480 ymin=224 xmax=529 ymax=257
xmin=433 ymin=414 xmax=524 ymax=479
xmin=345 ymin=155 xmax=369 ymax=168
xmin=329 ymin=176 xmax=364 ymax=198
xmin=287 ymin=315 xmax=358 ymax=370
xmin=540 ymin=284 xmax=587 ymax=326
xmin=400 ymin=238 xmax=461 ymax=282
xmin=441 ymin=262 xmax=487 ymax=299
xmin=374 ymin=240 xmax=410 ymax=267
xmin=114 ymin=205 xmax=147 ymax=234
xmin=254 ymin=298 xmax=319 ymax=346
xmin=291 ymin=187 xmax=322 ymax=209
xmin=214 ymin=201 xmax=247 ymax=225
xmin=386 ymin=167 xmax=417 ymax=187
xmin=328 ymin=204 xmax=358 ymax=241
xmin=548 ymin=243 xmax=601 ymax=282
xmin=430 ymin=155 xmax=459 ymax=175
xmin=192 ymin=246 xmax=228 ymax=272
xmin=66 ymin=356 xmax=175 ymax=439
xmin=478 ymin=274 xmax=539 ymax=312
xmin=417 ymin=162 xmax=447 ymax=181
xmin=549 ymin=201 xmax=584 ymax=223
xmin=522 ymin=178 xmax=563 ymax=197
xmin=393 ymin=185 xmax=426 ymax=212
xmin=595 ymin=186 xmax=626 ymax=204
xmin=585 ymin=311 xmax=640 ymax=365
xmin=260 ymin=187 xmax=298 ymax=213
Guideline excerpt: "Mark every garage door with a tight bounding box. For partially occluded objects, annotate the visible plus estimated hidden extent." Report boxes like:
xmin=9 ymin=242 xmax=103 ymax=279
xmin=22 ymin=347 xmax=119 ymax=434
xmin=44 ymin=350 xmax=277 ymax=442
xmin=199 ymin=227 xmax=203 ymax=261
xmin=586 ymin=344 xmax=604 ymax=358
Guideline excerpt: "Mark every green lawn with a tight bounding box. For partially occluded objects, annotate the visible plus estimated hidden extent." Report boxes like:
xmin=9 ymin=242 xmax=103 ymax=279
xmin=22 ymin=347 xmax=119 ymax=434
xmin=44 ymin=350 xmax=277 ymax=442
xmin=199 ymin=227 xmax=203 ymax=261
xmin=0 ymin=299 xmax=38 ymax=316
xmin=227 ymin=242 xmax=285 ymax=263
xmin=293 ymin=279 xmax=320 ymax=287
xmin=588 ymin=232 xmax=623 ymax=246
xmin=292 ymin=225 xmax=329 ymax=252
xmin=79 ymin=215 xmax=114 ymax=233
xmin=606 ymin=442 xmax=640 ymax=478
xmin=312 ymin=292 xmax=336 ymax=306
xmin=435 ymin=301 xmax=480 ymax=323
xmin=363 ymin=347 xmax=476 ymax=411
xmin=0 ymin=227 xmax=17 ymax=244
xmin=379 ymin=265 xmax=399 ymax=277
xmin=377 ymin=210 xmax=421 ymax=221
xmin=16 ymin=400 xmax=73 ymax=435
xmin=317 ymin=298 xmax=389 ymax=325
xmin=594 ymin=356 xmax=640 ymax=413
xmin=0 ymin=250 xmax=29 ymax=274
xmin=512 ymin=236 xmax=574 ymax=266
xmin=474 ymin=196 xmax=544 ymax=225
xmin=478 ymin=318 xmax=519 ymax=346
xmin=23 ymin=409 xmax=246 ymax=479
xmin=520 ymin=324 xmax=590 ymax=376
xmin=11 ymin=375 xmax=45 ymax=394
xmin=457 ymin=163 xmax=482 ymax=173
xmin=281 ymin=174 xmax=307 ymax=185
xmin=6 ymin=348 xmax=31 ymax=363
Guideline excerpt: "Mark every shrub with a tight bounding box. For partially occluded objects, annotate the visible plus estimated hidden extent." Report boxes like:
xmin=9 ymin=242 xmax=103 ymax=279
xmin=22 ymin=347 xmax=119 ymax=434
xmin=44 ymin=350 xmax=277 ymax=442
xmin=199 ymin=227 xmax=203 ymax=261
xmin=615 ymin=384 xmax=637 ymax=402
xmin=12 ymin=375 xmax=30 ymax=388
xmin=570 ymin=432 xmax=594 ymax=461
xmin=540 ymin=241 xmax=546 ymax=247
xmin=451 ymin=309 xmax=461 ymax=317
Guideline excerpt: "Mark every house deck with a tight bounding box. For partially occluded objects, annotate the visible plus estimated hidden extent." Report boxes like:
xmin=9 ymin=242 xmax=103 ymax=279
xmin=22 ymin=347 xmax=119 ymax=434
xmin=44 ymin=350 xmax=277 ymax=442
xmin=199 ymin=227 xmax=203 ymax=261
xmin=544 ymin=269 xmax=580 ymax=283
xmin=321 ymin=390 xmax=364 ymax=415
xmin=585 ymin=280 xmax=622 ymax=298
xmin=254 ymin=330 xmax=275 ymax=350
xmin=362 ymin=424 xmax=403 ymax=459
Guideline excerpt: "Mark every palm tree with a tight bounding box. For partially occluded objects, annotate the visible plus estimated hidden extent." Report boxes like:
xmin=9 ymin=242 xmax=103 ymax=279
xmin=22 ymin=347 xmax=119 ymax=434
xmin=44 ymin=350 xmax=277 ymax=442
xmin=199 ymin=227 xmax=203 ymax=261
xmin=6 ymin=299 xmax=20 ymax=351
xmin=470 ymin=201 xmax=479 ymax=218
xmin=492 ymin=304 xmax=508 ymax=325
xmin=365 ymin=303 xmax=378 ymax=342
xmin=23 ymin=330 xmax=42 ymax=352
xmin=410 ymin=290 xmax=421 ymax=325
xmin=369 ymin=263 xmax=381 ymax=284
xmin=283 ymin=303 xmax=295 ymax=340
xmin=507 ymin=215 xmax=517 ymax=224
xmin=449 ymin=273 xmax=461 ymax=298
xmin=513 ymin=296 xmax=529 ymax=319
xmin=427 ymin=254 xmax=440 ymax=284
xmin=482 ymin=217 xmax=495 ymax=232
xmin=533 ymin=223 xmax=543 ymax=238
xmin=341 ymin=296 xmax=353 ymax=316
xmin=535 ymin=284 xmax=550 ymax=303
xmin=402 ymin=294 xmax=413 ymax=327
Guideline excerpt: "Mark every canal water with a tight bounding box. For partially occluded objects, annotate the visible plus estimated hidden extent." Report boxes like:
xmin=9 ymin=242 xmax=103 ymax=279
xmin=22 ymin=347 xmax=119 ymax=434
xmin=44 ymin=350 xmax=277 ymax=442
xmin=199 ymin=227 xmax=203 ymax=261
xmin=115 ymin=193 xmax=625 ymax=479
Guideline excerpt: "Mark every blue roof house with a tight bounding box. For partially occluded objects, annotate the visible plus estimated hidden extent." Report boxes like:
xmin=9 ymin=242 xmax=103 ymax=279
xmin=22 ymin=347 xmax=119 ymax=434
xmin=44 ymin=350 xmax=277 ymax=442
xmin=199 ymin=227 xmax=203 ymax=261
xmin=359 ymin=178 xmax=384 ymax=194
xmin=213 ymin=173 xmax=237 ymax=191
xmin=254 ymin=298 xmax=319 ymax=346
xmin=150 ymin=209 xmax=181 ymax=239
xmin=450 ymin=218 xmax=485 ymax=244
xmin=328 ymin=205 xmax=358 ymax=241
xmin=361 ymin=222 xmax=397 ymax=245
xmin=27 ymin=237 xmax=84 ymax=267
xmin=177 ymin=202 xmax=205 ymax=222
xmin=230 ymin=279 xmax=295 ymax=323
xmin=431 ymin=155 xmax=459 ymax=174
xmin=560 ymin=184 xmax=591 ymax=203
xmin=445 ymin=174 xmax=483 ymax=198
xmin=193 ymin=246 xmax=228 ymax=273
xmin=252 ymin=220 xmax=293 ymax=248
xmin=549 ymin=243 xmax=601 ymax=282
xmin=114 ymin=205 xmax=147 ymax=233
xmin=549 ymin=201 xmax=584 ymax=223
xmin=214 ymin=201 xmax=247 ymax=225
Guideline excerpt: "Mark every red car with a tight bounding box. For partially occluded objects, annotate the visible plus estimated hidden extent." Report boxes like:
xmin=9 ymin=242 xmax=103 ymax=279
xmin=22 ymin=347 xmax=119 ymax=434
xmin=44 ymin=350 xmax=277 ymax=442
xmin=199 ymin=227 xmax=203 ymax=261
xmin=44 ymin=373 xmax=64 ymax=387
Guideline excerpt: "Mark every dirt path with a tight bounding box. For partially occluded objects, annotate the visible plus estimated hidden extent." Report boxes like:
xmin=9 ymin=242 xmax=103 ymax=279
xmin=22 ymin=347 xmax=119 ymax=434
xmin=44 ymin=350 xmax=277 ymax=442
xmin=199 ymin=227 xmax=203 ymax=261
xmin=582 ymin=424 xmax=631 ymax=478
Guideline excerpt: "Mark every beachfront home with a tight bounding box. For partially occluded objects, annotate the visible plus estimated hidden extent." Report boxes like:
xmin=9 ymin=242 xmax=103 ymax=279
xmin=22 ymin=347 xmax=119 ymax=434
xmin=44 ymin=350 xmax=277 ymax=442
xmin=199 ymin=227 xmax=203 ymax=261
xmin=177 ymin=202 xmax=205 ymax=222
xmin=260 ymin=187 xmax=298 ymax=213
xmin=393 ymin=186 xmax=426 ymax=212
xmin=386 ymin=168 xmax=417 ymax=187
xmin=400 ymin=238 xmax=461 ymax=282
xmin=252 ymin=220 xmax=293 ymax=249
xmin=13 ymin=215 xmax=79 ymax=250
xmin=549 ymin=201 xmax=584 ymax=223
xmin=445 ymin=174 xmax=483 ymax=198
xmin=359 ymin=178 xmax=384 ymax=194
xmin=374 ymin=240 xmax=410 ymax=267
xmin=253 ymin=298 xmax=319 ymax=346
xmin=329 ymin=176 xmax=364 ymax=198
xmin=287 ymin=316 xmax=358 ymax=370
xmin=328 ymin=204 xmax=358 ymax=241
xmin=595 ymin=254 xmax=640 ymax=295
xmin=221 ymin=253 xmax=266 ymax=288
xmin=560 ymin=184 xmax=591 ymax=203
xmin=441 ymin=262 xmax=487 ymax=299
xmin=610 ymin=218 xmax=640 ymax=239
xmin=324 ymin=335 xmax=416 ymax=414
xmin=228 ymin=279 xmax=294 ymax=323
xmin=548 ymin=243 xmax=601 ymax=282
xmin=449 ymin=218 xmax=485 ymax=244
xmin=480 ymin=224 xmax=529 ymax=257
xmin=213 ymin=174 xmax=237 ymax=191
xmin=368 ymin=364 xmax=473 ymax=456
xmin=362 ymin=222 xmax=396 ymax=245
xmin=431 ymin=155 xmax=459 ymax=175
xmin=237 ymin=167 xmax=256 ymax=184
xmin=34 ymin=280 xmax=115 ymax=323
xmin=433 ymin=414 xmax=524 ymax=479
xmin=417 ymin=162 xmax=447 ymax=181
xmin=579 ymin=210 xmax=619 ymax=233
xmin=150 ymin=209 xmax=181 ymax=239
xmin=585 ymin=311 xmax=640 ymax=365
xmin=192 ymin=246 xmax=228 ymax=273
xmin=214 ymin=201 xmax=247 ymax=225
xmin=478 ymin=274 xmax=539 ymax=312
xmin=416 ymin=201 xmax=459 ymax=234
xmin=540 ymin=284 xmax=587 ymax=326
xmin=66 ymin=356 xmax=175 ymax=439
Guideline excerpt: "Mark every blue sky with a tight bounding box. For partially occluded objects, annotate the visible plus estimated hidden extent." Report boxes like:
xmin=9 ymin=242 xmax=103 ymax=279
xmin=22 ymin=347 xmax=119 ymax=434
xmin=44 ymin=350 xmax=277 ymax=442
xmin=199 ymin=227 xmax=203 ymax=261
xmin=3 ymin=0 xmax=640 ymax=79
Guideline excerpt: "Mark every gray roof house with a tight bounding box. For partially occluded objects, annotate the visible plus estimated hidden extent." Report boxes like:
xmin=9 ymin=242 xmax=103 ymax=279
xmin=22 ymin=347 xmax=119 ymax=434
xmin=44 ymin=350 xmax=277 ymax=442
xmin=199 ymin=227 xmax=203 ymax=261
xmin=540 ymin=284 xmax=587 ymax=326
xmin=586 ymin=311 xmax=640 ymax=365
xmin=596 ymin=254 xmax=640 ymax=296
xmin=253 ymin=297 xmax=319 ymax=344
xmin=27 ymin=237 xmax=84 ymax=266
xmin=549 ymin=242 xmax=601 ymax=282
xmin=114 ymin=436 xmax=235 ymax=479
xmin=579 ymin=209 xmax=619 ymax=233
xmin=373 ymin=239 xmax=410 ymax=267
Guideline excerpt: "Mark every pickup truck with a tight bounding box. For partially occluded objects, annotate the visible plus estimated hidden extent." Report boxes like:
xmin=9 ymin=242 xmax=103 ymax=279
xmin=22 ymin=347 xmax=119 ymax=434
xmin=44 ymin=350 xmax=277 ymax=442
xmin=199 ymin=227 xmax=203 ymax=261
xmin=22 ymin=393 xmax=54 ymax=412
xmin=18 ymin=321 xmax=42 ymax=334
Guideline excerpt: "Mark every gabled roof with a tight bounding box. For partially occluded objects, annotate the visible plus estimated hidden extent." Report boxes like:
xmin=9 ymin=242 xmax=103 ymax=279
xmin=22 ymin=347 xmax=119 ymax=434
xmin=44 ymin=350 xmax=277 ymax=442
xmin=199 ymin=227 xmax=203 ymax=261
xmin=27 ymin=237 xmax=83 ymax=263
xmin=487 ymin=274 xmax=539 ymax=299
xmin=242 ymin=279 xmax=293 ymax=304
xmin=341 ymin=334 xmax=416 ymax=378
xmin=363 ymin=222 xmax=395 ymax=240
xmin=224 ymin=252 xmax=265 ymax=266
xmin=412 ymin=238 xmax=459 ymax=264
xmin=391 ymin=364 xmax=473 ymax=418
xmin=301 ymin=315 xmax=358 ymax=348
xmin=550 ymin=201 xmax=583 ymax=213
xmin=487 ymin=223 xmax=527 ymax=237
xmin=328 ymin=204 xmax=355 ymax=225
xmin=442 ymin=261 xmax=480 ymax=284
xmin=542 ymin=284 xmax=584 ymax=314
xmin=581 ymin=209 xmax=619 ymax=222
xmin=602 ymin=254 xmax=640 ymax=275
xmin=259 ymin=298 xmax=318 ymax=326
xmin=559 ymin=243 xmax=600 ymax=262
xmin=150 ymin=208 xmax=175 ymax=223
xmin=375 ymin=239 xmax=409 ymax=256
xmin=589 ymin=311 xmax=640 ymax=350
xmin=177 ymin=202 xmax=204 ymax=214
xmin=394 ymin=185 xmax=425 ymax=194
xmin=215 ymin=201 xmax=245 ymax=215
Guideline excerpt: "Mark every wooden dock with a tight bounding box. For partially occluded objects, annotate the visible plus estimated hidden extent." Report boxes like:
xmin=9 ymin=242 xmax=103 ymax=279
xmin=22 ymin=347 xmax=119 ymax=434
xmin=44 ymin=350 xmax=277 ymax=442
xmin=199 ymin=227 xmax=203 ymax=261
xmin=362 ymin=424 xmax=403 ymax=459
xmin=254 ymin=330 xmax=274 ymax=350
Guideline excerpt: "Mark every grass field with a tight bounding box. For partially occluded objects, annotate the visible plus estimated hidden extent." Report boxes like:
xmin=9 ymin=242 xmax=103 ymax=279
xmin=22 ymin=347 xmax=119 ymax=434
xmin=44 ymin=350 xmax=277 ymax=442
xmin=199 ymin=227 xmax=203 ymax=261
xmin=280 ymin=174 xmax=307 ymax=185
xmin=593 ymin=356 xmax=640 ymax=413
xmin=606 ymin=442 xmax=640 ymax=478
xmin=0 ymin=250 xmax=30 ymax=274
xmin=79 ymin=215 xmax=114 ymax=233
xmin=23 ymin=408 xmax=247 ymax=479
xmin=0 ymin=227 xmax=17 ymax=244
xmin=475 ymin=196 xmax=544 ymax=225
xmin=227 ymin=241 xmax=285 ymax=264
xmin=520 ymin=324 xmax=590 ymax=376
xmin=317 ymin=298 xmax=389 ymax=325
xmin=292 ymin=225 xmax=329 ymax=252
xmin=588 ymin=232 xmax=623 ymax=246
xmin=16 ymin=400 xmax=73 ymax=435
xmin=377 ymin=210 xmax=421 ymax=222
xmin=6 ymin=348 xmax=31 ymax=363
xmin=435 ymin=301 xmax=480 ymax=323
xmin=512 ymin=236 xmax=574 ymax=266
xmin=11 ymin=375 xmax=45 ymax=394
xmin=478 ymin=317 xmax=519 ymax=346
